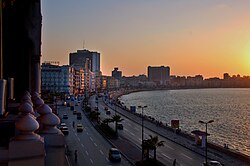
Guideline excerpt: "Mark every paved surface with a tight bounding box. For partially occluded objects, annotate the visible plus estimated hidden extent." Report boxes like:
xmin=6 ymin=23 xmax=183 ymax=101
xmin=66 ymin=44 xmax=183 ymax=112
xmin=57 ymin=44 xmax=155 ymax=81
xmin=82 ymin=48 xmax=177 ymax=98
xmin=57 ymin=101 xmax=131 ymax=166
xmin=99 ymin=95 xmax=249 ymax=166
xmin=91 ymin=96 xmax=204 ymax=166
xmin=58 ymin=95 xmax=249 ymax=166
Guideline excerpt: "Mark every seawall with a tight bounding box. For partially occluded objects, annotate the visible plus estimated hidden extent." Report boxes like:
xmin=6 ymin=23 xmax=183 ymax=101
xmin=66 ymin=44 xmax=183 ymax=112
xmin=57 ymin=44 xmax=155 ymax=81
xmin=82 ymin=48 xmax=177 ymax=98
xmin=108 ymin=88 xmax=250 ymax=164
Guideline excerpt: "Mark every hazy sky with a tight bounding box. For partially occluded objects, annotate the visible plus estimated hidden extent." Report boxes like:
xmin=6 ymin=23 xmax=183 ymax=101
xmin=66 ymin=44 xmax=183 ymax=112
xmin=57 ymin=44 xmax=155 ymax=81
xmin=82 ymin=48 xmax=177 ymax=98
xmin=41 ymin=0 xmax=250 ymax=78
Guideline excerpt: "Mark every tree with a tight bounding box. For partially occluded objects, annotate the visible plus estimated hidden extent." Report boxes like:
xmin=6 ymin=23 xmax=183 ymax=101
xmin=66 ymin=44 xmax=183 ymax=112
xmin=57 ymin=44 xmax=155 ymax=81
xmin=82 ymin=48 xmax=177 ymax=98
xmin=111 ymin=115 xmax=124 ymax=134
xmin=146 ymin=135 xmax=164 ymax=161
xmin=89 ymin=111 xmax=100 ymax=121
xmin=102 ymin=118 xmax=113 ymax=126
xmin=84 ymin=105 xmax=91 ymax=112
xmin=142 ymin=140 xmax=150 ymax=160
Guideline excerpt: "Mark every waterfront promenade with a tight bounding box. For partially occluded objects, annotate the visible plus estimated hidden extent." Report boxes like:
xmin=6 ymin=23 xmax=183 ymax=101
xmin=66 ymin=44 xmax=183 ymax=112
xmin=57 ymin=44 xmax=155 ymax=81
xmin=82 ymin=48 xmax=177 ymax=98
xmin=106 ymin=90 xmax=250 ymax=166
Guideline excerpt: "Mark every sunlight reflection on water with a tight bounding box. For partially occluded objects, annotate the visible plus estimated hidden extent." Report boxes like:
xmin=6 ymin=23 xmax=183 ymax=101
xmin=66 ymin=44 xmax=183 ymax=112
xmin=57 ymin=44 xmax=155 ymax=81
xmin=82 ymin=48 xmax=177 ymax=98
xmin=119 ymin=88 xmax=250 ymax=156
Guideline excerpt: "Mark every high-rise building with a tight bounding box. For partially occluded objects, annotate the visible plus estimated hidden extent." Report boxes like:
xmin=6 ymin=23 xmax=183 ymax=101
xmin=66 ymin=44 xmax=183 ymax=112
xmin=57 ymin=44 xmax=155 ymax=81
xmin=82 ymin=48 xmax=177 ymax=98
xmin=148 ymin=66 xmax=170 ymax=85
xmin=69 ymin=49 xmax=100 ymax=75
xmin=112 ymin=67 xmax=122 ymax=80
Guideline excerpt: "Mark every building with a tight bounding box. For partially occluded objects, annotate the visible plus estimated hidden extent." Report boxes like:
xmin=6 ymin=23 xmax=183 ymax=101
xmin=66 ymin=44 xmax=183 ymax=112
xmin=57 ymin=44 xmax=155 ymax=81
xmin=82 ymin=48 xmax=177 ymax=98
xmin=120 ymin=75 xmax=148 ymax=88
xmin=223 ymin=73 xmax=230 ymax=80
xmin=112 ymin=67 xmax=122 ymax=80
xmin=148 ymin=66 xmax=170 ymax=85
xmin=41 ymin=62 xmax=74 ymax=95
xmin=69 ymin=49 xmax=100 ymax=75
xmin=105 ymin=76 xmax=120 ymax=90
xmin=69 ymin=49 xmax=102 ymax=93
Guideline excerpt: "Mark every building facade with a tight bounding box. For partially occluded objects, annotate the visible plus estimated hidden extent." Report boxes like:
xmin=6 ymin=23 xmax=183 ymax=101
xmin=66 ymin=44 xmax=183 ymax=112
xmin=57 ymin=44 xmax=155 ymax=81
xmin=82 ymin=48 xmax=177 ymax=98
xmin=112 ymin=67 xmax=122 ymax=80
xmin=41 ymin=63 xmax=74 ymax=95
xmin=148 ymin=66 xmax=170 ymax=85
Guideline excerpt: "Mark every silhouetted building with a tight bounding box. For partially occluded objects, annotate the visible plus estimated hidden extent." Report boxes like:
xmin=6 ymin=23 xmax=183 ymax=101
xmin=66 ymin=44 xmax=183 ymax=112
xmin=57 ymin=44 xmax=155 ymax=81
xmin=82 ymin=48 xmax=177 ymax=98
xmin=223 ymin=73 xmax=230 ymax=80
xmin=69 ymin=49 xmax=100 ymax=75
xmin=148 ymin=66 xmax=170 ymax=85
xmin=112 ymin=67 xmax=122 ymax=80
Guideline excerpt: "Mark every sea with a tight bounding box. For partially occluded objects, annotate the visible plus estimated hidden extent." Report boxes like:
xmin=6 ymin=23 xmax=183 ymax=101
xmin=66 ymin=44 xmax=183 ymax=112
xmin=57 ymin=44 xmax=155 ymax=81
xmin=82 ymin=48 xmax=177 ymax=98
xmin=119 ymin=88 xmax=250 ymax=157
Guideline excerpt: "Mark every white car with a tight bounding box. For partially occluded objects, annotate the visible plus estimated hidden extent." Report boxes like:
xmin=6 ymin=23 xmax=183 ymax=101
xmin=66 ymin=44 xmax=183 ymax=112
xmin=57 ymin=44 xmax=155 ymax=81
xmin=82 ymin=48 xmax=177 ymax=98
xmin=203 ymin=161 xmax=223 ymax=166
xmin=108 ymin=148 xmax=121 ymax=162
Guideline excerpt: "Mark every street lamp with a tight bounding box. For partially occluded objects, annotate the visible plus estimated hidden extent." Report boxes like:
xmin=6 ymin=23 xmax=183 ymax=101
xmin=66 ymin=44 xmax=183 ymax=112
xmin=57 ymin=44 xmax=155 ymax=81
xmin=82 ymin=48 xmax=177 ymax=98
xmin=199 ymin=120 xmax=214 ymax=166
xmin=138 ymin=105 xmax=147 ymax=160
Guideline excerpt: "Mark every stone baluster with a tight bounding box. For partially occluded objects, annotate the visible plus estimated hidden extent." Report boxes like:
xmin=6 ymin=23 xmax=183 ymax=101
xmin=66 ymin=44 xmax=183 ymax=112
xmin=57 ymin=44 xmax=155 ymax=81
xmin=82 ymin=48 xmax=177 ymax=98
xmin=37 ymin=103 xmax=65 ymax=166
xmin=8 ymin=93 xmax=45 ymax=166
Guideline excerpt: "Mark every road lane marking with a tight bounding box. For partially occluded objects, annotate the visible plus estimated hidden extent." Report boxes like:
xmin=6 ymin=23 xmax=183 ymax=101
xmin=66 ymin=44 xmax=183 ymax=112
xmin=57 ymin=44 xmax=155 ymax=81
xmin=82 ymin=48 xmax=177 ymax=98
xmin=87 ymin=132 xmax=89 ymax=135
xmin=90 ymin=137 xmax=93 ymax=141
xmin=165 ymin=145 xmax=174 ymax=150
xmin=124 ymin=128 xmax=128 ymax=131
xmin=139 ymin=138 xmax=142 ymax=141
xmin=77 ymin=137 xmax=80 ymax=141
xmin=181 ymin=153 xmax=192 ymax=160
xmin=74 ymin=133 xmax=77 ymax=136
xmin=134 ymin=128 xmax=140 ymax=131
xmin=99 ymin=150 xmax=104 ymax=155
xmin=94 ymin=143 xmax=97 ymax=147
xmin=81 ymin=144 xmax=84 ymax=148
xmin=85 ymin=151 xmax=89 ymax=156
xmin=106 ymin=157 xmax=109 ymax=162
xmin=90 ymin=159 xmax=93 ymax=164
xmin=161 ymin=153 xmax=172 ymax=160
xmin=129 ymin=132 xmax=135 ymax=136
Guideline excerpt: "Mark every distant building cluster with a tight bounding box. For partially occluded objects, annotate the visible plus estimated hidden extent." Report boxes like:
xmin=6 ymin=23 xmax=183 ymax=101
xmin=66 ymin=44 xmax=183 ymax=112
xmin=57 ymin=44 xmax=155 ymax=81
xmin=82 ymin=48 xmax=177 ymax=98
xmin=42 ymin=49 xmax=102 ymax=95
xmin=41 ymin=50 xmax=250 ymax=96
xmin=169 ymin=73 xmax=250 ymax=88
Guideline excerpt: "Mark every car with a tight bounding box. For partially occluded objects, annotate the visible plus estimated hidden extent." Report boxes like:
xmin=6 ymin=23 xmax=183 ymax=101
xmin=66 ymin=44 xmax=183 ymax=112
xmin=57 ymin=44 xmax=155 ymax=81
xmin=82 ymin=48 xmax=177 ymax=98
xmin=59 ymin=123 xmax=66 ymax=130
xmin=62 ymin=101 xmax=66 ymax=106
xmin=104 ymin=107 xmax=108 ymax=111
xmin=95 ymin=107 xmax=99 ymax=111
xmin=60 ymin=122 xmax=66 ymax=127
xmin=63 ymin=114 xmax=68 ymax=119
xmin=77 ymin=112 xmax=82 ymax=120
xmin=117 ymin=123 xmax=123 ymax=130
xmin=73 ymin=110 xmax=78 ymax=115
xmin=206 ymin=161 xmax=223 ymax=166
xmin=76 ymin=124 xmax=84 ymax=132
xmin=61 ymin=126 xmax=69 ymax=135
xmin=70 ymin=105 xmax=74 ymax=111
xmin=109 ymin=148 xmax=121 ymax=162
xmin=67 ymin=102 xmax=70 ymax=107
xmin=75 ymin=103 xmax=79 ymax=106
xmin=106 ymin=110 xmax=111 ymax=115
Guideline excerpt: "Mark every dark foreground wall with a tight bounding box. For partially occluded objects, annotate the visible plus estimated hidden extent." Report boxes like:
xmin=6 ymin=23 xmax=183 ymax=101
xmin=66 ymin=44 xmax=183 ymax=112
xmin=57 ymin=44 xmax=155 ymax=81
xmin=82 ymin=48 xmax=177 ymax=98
xmin=2 ymin=0 xmax=42 ymax=101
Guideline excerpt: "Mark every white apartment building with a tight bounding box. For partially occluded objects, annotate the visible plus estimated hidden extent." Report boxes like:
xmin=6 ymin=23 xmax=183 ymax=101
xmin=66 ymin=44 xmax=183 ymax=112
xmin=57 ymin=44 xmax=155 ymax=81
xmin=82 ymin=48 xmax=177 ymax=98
xmin=41 ymin=63 xmax=74 ymax=95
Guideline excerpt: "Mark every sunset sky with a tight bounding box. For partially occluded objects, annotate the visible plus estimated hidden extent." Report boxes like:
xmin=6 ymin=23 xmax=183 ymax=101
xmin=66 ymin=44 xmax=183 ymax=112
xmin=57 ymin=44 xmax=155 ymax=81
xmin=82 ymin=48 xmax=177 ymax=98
xmin=41 ymin=0 xmax=250 ymax=78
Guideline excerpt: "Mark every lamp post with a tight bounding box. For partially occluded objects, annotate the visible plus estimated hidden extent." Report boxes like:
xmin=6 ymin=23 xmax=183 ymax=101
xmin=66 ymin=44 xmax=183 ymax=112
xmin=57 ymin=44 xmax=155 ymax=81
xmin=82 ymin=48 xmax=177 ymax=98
xmin=138 ymin=105 xmax=147 ymax=160
xmin=199 ymin=120 xmax=214 ymax=166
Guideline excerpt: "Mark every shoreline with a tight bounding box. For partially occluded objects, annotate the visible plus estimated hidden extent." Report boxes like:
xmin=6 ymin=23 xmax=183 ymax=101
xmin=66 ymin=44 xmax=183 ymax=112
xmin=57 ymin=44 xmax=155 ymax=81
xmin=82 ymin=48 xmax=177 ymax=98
xmin=108 ymin=88 xmax=250 ymax=164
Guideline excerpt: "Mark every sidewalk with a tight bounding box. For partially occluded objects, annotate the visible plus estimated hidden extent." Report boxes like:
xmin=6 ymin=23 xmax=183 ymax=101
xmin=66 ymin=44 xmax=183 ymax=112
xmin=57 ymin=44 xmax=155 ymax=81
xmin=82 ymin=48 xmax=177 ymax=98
xmin=104 ymin=99 xmax=250 ymax=166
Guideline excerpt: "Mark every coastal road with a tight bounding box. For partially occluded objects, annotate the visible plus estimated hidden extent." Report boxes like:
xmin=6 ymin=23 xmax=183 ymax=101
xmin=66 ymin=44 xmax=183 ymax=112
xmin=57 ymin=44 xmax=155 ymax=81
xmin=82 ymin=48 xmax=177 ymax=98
xmin=57 ymin=101 xmax=131 ymax=166
xmin=91 ymin=95 xmax=205 ymax=166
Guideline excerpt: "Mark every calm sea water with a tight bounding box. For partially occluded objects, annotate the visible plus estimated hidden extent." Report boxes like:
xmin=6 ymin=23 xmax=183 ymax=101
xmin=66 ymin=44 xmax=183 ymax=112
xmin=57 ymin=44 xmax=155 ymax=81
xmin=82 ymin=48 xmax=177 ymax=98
xmin=119 ymin=88 xmax=250 ymax=156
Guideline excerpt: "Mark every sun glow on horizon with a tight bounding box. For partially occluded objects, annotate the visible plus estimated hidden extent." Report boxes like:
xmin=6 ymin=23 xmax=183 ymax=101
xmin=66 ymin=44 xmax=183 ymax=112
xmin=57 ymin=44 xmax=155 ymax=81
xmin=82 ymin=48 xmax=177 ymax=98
xmin=42 ymin=0 xmax=250 ymax=78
